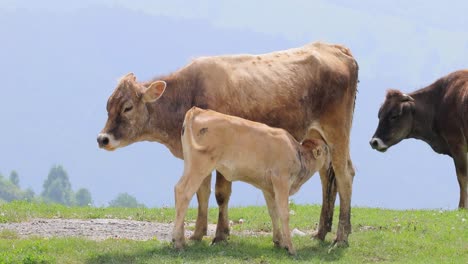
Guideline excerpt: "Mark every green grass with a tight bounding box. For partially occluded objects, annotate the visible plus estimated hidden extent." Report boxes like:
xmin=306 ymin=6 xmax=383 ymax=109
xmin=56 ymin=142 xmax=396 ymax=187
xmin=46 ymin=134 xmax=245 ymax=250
xmin=0 ymin=201 xmax=467 ymax=263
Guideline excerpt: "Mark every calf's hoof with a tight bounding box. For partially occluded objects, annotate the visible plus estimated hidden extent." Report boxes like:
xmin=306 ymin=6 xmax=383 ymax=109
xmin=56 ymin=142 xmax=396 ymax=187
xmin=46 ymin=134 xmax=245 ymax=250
xmin=172 ymin=239 xmax=186 ymax=250
xmin=287 ymin=247 xmax=297 ymax=256
xmin=273 ymin=240 xmax=281 ymax=248
xmin=281 ymin=243 xmax=296 ymax=256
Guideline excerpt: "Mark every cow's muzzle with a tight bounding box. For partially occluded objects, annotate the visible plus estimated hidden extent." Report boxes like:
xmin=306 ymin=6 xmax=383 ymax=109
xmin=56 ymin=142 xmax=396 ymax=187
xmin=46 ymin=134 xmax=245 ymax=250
xmin=97 ymin=133 xmax=119 ymax=150
xmin=369 ymin=137 xmax=388 ymax=152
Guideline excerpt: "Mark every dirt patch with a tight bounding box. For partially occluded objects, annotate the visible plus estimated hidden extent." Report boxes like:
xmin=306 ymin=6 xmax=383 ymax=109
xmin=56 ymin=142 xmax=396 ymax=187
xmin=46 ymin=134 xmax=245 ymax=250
xmin=0 ymin=218 xmax=303 ymax=241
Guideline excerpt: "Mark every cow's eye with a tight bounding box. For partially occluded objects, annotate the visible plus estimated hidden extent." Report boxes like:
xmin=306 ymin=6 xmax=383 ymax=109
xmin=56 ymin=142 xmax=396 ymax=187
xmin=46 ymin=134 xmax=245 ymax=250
xmin=123 ymin=106 xmax=133 ymax=113
xmin=390 ymin=114 xmax=399 ymax=120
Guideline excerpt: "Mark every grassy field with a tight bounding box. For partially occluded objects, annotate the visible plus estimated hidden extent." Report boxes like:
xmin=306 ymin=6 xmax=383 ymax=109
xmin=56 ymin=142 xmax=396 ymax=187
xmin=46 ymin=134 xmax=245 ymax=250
xmin=0 ymin=201 xmax=467 ymax=263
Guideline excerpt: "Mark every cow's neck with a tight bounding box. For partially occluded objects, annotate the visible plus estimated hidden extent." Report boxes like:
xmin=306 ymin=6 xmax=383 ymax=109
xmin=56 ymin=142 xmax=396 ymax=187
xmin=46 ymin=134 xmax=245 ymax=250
xmin=407 ymin=84 xmax=447 ymax=153
xmin=141 ymin=72 xmax=197 ymax=159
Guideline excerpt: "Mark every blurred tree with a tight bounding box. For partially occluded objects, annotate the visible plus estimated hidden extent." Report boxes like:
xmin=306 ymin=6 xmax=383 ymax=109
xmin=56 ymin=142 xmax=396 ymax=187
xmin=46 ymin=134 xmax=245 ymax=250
xmin=41 ymin=165 xmax=73 ymax=205
xmin=108 ymin=192 xmax=145 ymax=208
xmin=24 ymin=188 xmax=35 ymax=202
xmin=0 ymin=177 xmax=28 ymax=202
xmin=9 ymin=170 xmax=19 ymax=187
xmin=75 ymin=188 xmax=93 ymax=206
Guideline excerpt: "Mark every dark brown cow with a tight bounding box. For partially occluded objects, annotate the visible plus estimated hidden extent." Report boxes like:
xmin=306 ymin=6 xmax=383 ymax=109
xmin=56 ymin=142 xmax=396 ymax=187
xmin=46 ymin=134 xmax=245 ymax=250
xmin=97 ymin=42 xmax=359 ymax=246
xmin=370 ymin=70 xmax=468 ymax=208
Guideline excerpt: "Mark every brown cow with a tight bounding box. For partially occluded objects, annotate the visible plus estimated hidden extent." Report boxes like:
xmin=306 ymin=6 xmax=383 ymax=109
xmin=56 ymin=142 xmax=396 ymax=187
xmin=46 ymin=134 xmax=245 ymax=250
xmin=97 ymin=42 xmax=359 ymax=246
xmin=370 ymin=70 xmax=468 ymax=208
xmin=173 ymin=107 xmax=330 ymax=255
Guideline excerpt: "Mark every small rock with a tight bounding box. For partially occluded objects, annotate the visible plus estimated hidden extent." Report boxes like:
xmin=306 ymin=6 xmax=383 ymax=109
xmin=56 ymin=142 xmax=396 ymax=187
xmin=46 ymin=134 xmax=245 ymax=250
xmin=239 ymin=219 xmax=245 ymax=224
xmin=291 ymin=228 xmax=306 ymax=237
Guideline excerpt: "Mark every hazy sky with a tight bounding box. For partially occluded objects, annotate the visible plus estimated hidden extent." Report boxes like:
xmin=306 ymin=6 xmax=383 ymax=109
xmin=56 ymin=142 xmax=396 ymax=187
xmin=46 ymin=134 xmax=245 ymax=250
xmin=0 ymin=1 xmax=467 ymax=209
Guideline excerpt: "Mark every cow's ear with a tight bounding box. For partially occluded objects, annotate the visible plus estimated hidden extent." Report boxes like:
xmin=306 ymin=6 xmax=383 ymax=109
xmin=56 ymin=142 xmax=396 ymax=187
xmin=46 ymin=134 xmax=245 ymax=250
xmin=120 ymin=72 xmax=136 ymax=83
xmin=401 ymin=94 xmax=414 ymax=102
xmin=143 ymin=81 xmax=167 ymax=103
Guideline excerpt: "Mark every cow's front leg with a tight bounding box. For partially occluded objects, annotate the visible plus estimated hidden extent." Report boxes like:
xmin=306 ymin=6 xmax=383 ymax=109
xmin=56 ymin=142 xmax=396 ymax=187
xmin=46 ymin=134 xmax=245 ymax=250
xmin=331 ymin=150 xmax=353 ymax=248
xmin=312 ymin=166 xmax=337 ymax=241
xmin=452 ymin=150 xmax=468 ymax=209
xmin=212 ymin=171 xmax=232 ymax=244
xmin=190 ymin=174 xmax=212 ymax=241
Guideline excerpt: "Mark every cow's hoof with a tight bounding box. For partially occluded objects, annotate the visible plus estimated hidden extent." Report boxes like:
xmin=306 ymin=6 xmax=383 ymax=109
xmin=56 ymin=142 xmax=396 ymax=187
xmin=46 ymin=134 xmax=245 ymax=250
xmin=189 ymin=233 xmax=204 ymax=241
xmin=327 ymin=239 xmax=348 ymax=253
xmin=211 ymin=235 xmax=229 ymax=245
xmin=310 ymin=230 xmax=326 ymax=241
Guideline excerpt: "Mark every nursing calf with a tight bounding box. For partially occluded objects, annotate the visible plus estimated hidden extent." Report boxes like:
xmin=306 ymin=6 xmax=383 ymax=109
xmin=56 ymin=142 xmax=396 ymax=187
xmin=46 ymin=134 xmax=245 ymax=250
xmin=173 ymin=107 xmax=330 ymax=255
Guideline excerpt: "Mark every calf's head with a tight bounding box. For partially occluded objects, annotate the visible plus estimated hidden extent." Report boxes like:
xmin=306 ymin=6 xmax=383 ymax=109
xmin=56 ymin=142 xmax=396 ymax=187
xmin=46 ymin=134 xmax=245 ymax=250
xmin=369 ymin=90 xmax=415 ymax=152
xmin=97 ymin=73 xmax=167 ymax=151
xmin=301 ymin=139 xmax=330 ymax=170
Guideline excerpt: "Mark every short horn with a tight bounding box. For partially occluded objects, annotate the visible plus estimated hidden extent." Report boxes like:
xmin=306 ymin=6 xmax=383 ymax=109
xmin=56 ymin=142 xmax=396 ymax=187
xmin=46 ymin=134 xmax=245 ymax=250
xmin=401 ymin=94 xmax=414 ymax=102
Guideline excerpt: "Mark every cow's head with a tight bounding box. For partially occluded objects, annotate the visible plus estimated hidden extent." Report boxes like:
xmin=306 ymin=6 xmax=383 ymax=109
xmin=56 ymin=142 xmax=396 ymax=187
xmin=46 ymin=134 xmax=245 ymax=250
xmin=369 ymin=90 xmax=415 ymax=152
xmin=97 ymin=73 xmax=167 ymax=151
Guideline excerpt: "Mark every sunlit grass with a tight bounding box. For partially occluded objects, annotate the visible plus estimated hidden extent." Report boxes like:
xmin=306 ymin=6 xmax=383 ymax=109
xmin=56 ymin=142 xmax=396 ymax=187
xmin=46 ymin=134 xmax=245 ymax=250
xmin=0 ymin=201 xmax=467 ymax=263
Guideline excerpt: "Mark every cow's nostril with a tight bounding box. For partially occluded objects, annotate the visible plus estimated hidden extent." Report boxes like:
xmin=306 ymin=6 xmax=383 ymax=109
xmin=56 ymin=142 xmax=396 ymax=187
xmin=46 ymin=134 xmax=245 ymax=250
xmin=370 ymin=139 xmax=378 ymax=148
xmin=97 ymin=135 xmax=110 ymax=147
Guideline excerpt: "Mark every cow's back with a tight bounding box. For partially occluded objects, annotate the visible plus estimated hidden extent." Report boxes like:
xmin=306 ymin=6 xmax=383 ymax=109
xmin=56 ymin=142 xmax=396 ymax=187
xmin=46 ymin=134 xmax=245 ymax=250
xmin=184 ymin=42 xmax=358 ymax=141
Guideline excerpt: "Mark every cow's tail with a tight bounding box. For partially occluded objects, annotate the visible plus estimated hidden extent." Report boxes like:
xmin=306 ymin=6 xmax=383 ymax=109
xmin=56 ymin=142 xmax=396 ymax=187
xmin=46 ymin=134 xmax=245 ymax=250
xmin=182 ymin=107 xmax=208 ymax=153
xmin=349 ymin=54 xmax=359 ymax=126
xmin=335 ymin=44 xmax=359 ymax=126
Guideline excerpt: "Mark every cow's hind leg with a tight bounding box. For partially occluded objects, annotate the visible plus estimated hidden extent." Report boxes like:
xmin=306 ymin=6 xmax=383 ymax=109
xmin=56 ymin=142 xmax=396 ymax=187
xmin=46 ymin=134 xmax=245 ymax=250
xmin=189 ymin=174 xmax=212 ymax=241
xmin=212 ymin=171 xmax=232 ymax=244
xmin=312 ymin=166 xmax=337 ymax=241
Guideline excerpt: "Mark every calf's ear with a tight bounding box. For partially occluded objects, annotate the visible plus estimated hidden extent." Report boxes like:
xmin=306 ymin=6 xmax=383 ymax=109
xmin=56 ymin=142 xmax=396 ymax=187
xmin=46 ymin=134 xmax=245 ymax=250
xmin=312 ymin=148 xmax=322 ymax=159
xmin=143 ymin=81 xmax=167 ymax=103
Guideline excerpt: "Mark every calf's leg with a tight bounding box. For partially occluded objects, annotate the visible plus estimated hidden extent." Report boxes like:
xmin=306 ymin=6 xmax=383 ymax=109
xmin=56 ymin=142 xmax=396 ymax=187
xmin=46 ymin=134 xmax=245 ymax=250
xmin=263 ymin=190 xmax=282 ymax=247
xmin=213 ymin=171 xmax=232 ymax=244
xmin=190 ymin=174 xmax=212 ymax=241
xmin=272 ymin=176 xmax=295 ymax=255
xmin=173 ymin=168 xmax=212 ymax=249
